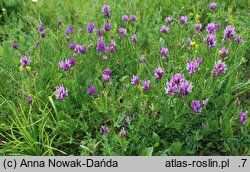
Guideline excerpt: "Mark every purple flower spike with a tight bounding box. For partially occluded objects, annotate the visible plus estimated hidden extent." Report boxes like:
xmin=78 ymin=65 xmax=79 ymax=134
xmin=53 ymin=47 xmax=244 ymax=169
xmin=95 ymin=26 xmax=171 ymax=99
xmin=97 ymin=29 xmax=104 ymax=36
xmin=215 ymin=23 xmax=221 ymax=31
xmin=179 ymin=80 xmax=193 ymax=95
xmin=27 ymin=97 xmax=33 ymax=104
xmin=55 ymin=84 xmax=68 ymax=100
xmin=75 ymin=45 xmax=86 ymax=54
xmin=103 ymin=68 xmax=112 ymax=75
xmin=132 ymin=34 xmax=137 ymax=42
xmin=70 ymin=42 xmax=77 ymax=50
xmin=179 ymin=16 xmax=187 ymax=25
xmin=12 ymin=43 xmax=18 ymax=49
xmin=102 ymin=4 xmax=111 ymax=18
xmin=212 ymin=60 xmax=227 ymax=77
xmin=103 ymin=55 xmax=108 ymax=60
xmin=66 ymin=25 xmax=74 ymax=35
xmin=165 ymin=16 xmax=173 ymax=24
xmin=40 ymin=31 xmax=46 ymax=38
xmin=57 ymin=19 xmax=62 ymax=26
xmin=161 ymin=25 xmax=169 ymax=34
xmin=140 ymin=55 xmax=147 ymax=63
xmin=206 ymin=23 xmax=215 ymax=34
xmin=68 ymin=57 xmax=76 ymax=67
xmin=24 ymin=95 xmax=33 ymax=104
xmin=59 ymin=59 xmax=70 ymax=71
xmin=191 ymin=100 xmax=202 ymax=113
xmin=87 ymin=22 xmax=95 ymax=33
xmin=202 ymin=99 xmax=208 ymax=106
xmin=102 ymin=74 xmax=110 ymax=82
xmin=109 ymin=46 xmax=115 ymax=53
xmin=118 ymin=27 xmax=127 ymax=37
xmin=131 ymin=75 xmax=139 ymax=85
xmin=110 ymin=40 xmax=116 ymax=47
xmin=142 ymin=80 xmax=152 ymax=91
xmin=239 ymin=110 xmax=248 ymax=125
xmin=119 ymin=127 xmax=127 ymax=138
xmin=165 ymin=80 xmax=176 ymax=96
xmin=186 ymin=57 xmax=202 ymax=75
xmin=205 ymin=34 xmax=216 ymax=48
xmin=20 ymin=56 xmax=31 ymax=67
xmin=39 ymin=24 xmax=45 ymax=32
xmin=130 ymin=15 xmax=136 ymax=21
xmin=165 ymin=73 xmax=193 ymax=96
xmin=154 ymin=67 xmax=164 ymax=80
xmin=100 ymin=125 xmax=109 ymax=135
xmin=210 ymin=2 xmax=217 ymax=10
xmin=172 ymin=73 xmax=184 ymax=84
xmin=235 ymin=35 xmax=242 ymax=44
xmin=124 ymin=117 xmax=132 ymax=126
xmin=87 ymin=85 xmax=97 ymax=96
xmin=122 ymin=15 xmax=129 ymax=22
xmin=224 ymin=25 xmax=235 ymax=41
xmin=104 ymin=23 xmax=112 ymax=31
xmin=97 ymin=38 xmax=106 ymax=53
xmin=219 ymin=47 xmax=229 ymax=57
xmin=195 ymin=24 xmax=202 ymax=33
xmin=160 ymin=47 xmax=169 ymax=57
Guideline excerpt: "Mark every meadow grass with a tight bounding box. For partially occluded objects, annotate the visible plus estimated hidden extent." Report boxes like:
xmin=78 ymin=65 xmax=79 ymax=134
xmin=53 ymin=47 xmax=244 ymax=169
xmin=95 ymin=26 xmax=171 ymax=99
xmin=0 ymin=0 xmax=249 ymax=155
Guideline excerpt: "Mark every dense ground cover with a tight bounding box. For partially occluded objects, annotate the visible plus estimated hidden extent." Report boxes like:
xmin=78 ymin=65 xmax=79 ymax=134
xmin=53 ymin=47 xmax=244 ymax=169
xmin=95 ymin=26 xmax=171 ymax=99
xmin=0 ymin=0 xmax=249 ymax=155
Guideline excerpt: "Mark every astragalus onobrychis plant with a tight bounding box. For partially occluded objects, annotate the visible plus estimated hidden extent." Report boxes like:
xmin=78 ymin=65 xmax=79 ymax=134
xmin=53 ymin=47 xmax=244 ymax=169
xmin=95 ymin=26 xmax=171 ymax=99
xmin=0 ymin=0 xmax=249 ymax=156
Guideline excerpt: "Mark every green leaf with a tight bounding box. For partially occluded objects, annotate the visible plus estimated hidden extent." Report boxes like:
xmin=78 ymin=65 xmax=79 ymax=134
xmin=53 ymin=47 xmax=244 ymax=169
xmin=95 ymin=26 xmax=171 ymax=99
xmin=152 ymin=132 xmax=160 ymax=144
xmin=140 ymin=147 xmax=153 ymax=156
xmin=170 ymin=141 xmax=183 ymax=155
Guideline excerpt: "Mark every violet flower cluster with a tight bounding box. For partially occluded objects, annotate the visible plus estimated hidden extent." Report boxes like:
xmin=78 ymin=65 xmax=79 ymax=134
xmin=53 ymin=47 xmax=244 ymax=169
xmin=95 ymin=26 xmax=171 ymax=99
xmin=122 ymin=15 xmax=136 ymax=22
xmin=179 ymin=16 xmax=187 ymax=25
xmin=190 ymin=99 xmax=208 ymax=113
xmin=102 ymin=68 xmax=112 ymax=82
xmin=55 ymin=84 xmax=68 ymax=100
xmin=87 ymin=22 xmax=95 ymax=33
xmin=59 ymin=57 xmax=76 ymax=71
xmin=20 ymin=56 xmax=31 ymax=68
xmin=165 ymin=74 xmax=193 ymax=96
xmin=239 ymin=110 xmax=248 ymax=125
xmin=161 ymin=25 xmax=169 ymax=34
xmin=12 ymin=43 xmax=18 ymax=49
xmin=87 ymin=85 xmax=97 ymax=96
xmin=195 ymin=24 xmax=202 ymax=33
xmin=142 ymin=80 xmax=152 ymax=91
xmin=204 ymin=34 xmax=216 ymax=48
xmin=39 ymin=24 xmax=46 ymax=38
xmin=97 ymin=38 xmax=106 ymax=53
xmin=186 ymin=57 xmax=202 ymax=75
xmin=102 ymin=4 xmax=111 ymax=18
xmin=165 ymin=16 xmax=173 ymax=24
xmin=118 ymin=27 xmax=127 ymax=37
xmin=212 ymin=60 xmax=227 ymax=77
xmin=210 ymin=2 xmax=217 ymax=10
xmin=65 ymin=25 xmax=74 ymax=35
xmin=24 ymin=95 xmax=33 ymax=104
xmin=224 ymin=25 xmax=235 ymax=41
xmin=131 ymin=75 xmax=139 ymax=85
xmin=154 ymin=67 xmax=164 ymax=80
xmin=70 ymin=43 xmax=86 ymax=54
xmin=219 ymin=47 xmax=229 ymax=57
xmin=160 ymin=47 xmax=169 ymax=57
xmin=100 ymin=125 xmax=109 ymax=135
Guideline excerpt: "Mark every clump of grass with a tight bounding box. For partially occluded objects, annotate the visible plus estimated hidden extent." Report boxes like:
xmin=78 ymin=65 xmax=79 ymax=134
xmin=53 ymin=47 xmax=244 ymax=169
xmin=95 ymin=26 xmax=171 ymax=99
xmin=0 ymin=0 xmax=249 ymax=155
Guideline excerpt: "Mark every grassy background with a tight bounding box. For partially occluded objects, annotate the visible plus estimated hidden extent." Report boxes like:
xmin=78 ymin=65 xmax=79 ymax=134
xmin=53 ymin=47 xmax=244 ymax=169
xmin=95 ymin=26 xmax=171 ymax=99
xmin=0 ymin=0 xmax=249 ymax=155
